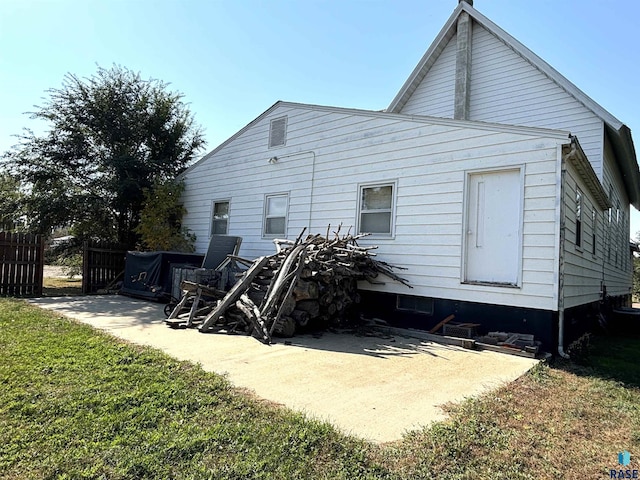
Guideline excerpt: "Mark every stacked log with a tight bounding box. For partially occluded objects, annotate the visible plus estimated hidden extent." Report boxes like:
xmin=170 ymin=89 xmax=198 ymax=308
xmin=197 ymin=228 xmax=411 ymax=343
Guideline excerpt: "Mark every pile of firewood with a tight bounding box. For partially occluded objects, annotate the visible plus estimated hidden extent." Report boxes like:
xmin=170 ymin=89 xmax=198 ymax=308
xmin=193 ymin=228 xmax=411 ymax=343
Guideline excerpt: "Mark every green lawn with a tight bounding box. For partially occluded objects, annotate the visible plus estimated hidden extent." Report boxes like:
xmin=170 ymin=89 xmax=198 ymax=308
xmin=1 ymin=298 xmax=639 ymax=479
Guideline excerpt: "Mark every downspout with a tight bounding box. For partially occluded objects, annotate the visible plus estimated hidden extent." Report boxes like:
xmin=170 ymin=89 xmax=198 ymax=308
xmin=557 ymin=139 xmax=577 ymax=359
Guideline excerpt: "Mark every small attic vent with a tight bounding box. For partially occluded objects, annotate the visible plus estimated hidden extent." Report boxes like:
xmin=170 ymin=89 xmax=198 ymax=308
xmin=269 ymin=116 xmax=287 ymax=148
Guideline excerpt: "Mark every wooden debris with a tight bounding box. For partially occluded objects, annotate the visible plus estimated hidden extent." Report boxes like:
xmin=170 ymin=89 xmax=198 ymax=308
xmin=189 ymin=229 xmax=411 ymax=343
xmin=429 ymin=314 xmax=455 ymax=334
xmin=165 ymin=280 xmax=226 ymax=327
xmin=198 ymin=256 xmax=270 ymax=331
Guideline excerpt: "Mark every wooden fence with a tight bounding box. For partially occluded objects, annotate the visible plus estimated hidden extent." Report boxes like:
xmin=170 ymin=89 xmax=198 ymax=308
xmin=0 ymin=232 xmax=44 ymax=297
xmin=82 ymin=241 xmax=128 ymax=294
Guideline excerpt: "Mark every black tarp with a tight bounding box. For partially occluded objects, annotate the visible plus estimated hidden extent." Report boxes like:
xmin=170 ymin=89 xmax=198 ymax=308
xmin=120 ymin=251 xmax=204 ymax=301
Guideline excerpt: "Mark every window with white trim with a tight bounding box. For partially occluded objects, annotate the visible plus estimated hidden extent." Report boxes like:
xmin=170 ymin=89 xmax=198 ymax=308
xmin=575 ymin=189 xmax=582 ymax=248
xmin=608 ymin=185 xmax=613 ymax=224
xmin=591 ymin=208 xmax=597 ymax=255
xmin=605 ymin=210 xmax=611 ymax=262
xmin=263 ymin=193 xmax=288 ymax=236
xmin=358 ymin=183 xmax=395 ymax=235
xmin=211 ymin=200 xmax=230 ymax=235
xmin=616 ymin=200 xmax=621 ymax=266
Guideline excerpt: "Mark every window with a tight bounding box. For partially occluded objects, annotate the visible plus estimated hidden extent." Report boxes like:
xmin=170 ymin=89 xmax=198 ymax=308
xmin=608 ymin=185 xmax=613 ymax=224
xmin=605 ymin=211 xmax=611 ymax=262
xmin=211 ymin=200 xmax=230 ymax=235
xmin=397 ymin=295 xmax=434 ymax=314
xmin=575 ymin=189 xmax=582 ymax=248
xmin=358 ymin=183 xmax=395 ymax=235
xmin=592 ymin=208 xmax=597 ymax=255
xmin=269 ymin=116 xmax=287 ymax=148
xmin=616 ymin=201 xmax=621 ymax=266
xmin=264 ymin=194 xmax=288 ymax=236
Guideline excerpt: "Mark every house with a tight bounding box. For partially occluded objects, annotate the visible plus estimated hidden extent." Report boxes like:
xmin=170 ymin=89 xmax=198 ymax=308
xmin=180 ymin=1 xmax=639 ymax=354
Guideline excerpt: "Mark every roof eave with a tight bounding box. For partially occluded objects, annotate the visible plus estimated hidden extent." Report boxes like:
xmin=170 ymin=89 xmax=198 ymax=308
xmin=177 ymin=101 xmax=284 ymax=180
xmin=564 ymin=138 xmax=611 ymax=211
xmin=387 ymin=1 xmax=640 ymax=209
xmin=606 ymin=124 xmax=640 ymax=210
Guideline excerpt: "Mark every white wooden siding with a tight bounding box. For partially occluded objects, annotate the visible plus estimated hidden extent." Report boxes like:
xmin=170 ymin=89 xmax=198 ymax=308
xmin=561 ymin=160 xmax=604 ymax=309
xmin=561 ymin=136 xmax=633 ymax=307
xmin=182 ymin=104 xmax=567 ymax=311
xmin=399 ymin=33 xmax=457 ymax=118
xmin=395 ymin=23 xmax=605 ymax=180
xmin=468 ymin=25 xmax=605 ymax=178
xmin=601 ymin=136 xmax=633 ymax=297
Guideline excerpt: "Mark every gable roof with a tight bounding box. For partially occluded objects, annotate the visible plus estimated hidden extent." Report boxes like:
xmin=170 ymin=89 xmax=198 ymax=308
xmin=387 ymin=1 xmax=640 ymax=209
xmin=180 ymin=100 xmax=570 ymax=178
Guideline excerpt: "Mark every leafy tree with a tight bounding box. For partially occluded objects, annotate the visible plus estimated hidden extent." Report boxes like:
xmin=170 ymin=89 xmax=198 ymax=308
xmin=2 ymin=65 xmax=205 ymax=247
xmin=0 ymin=173 xmax=25 ymax=232
xmin=134 ymin=178 xmax=195 ymax=252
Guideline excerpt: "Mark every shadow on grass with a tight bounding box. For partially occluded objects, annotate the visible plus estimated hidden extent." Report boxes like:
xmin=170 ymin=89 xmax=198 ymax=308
xmin=42 ymin=278 xmax=83 ymax=297
xmin=556 ymin=333 xmax=640 ymax=388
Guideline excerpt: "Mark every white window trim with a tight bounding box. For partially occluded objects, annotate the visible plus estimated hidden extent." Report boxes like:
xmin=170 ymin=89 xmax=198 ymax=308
xmin=356 ymin=181 xmax=397 ymax=238
xmin=591 ymin=207 xmax=597 ymax=258
xmin=210 ymin=199 xmax=231 ymax=236
xmin=575 ymin=188 xmax=583 ymax=251
xmin=262 ymin=192 xmax=289 ymax=238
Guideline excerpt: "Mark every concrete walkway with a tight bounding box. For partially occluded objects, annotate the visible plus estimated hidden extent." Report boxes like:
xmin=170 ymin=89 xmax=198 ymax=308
xmin=29 ymin=295 xmax=538 ymax=443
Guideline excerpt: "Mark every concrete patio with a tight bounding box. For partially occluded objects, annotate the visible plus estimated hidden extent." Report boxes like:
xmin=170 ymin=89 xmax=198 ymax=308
xmin=29 ymin=295 xmax=539 ymax=442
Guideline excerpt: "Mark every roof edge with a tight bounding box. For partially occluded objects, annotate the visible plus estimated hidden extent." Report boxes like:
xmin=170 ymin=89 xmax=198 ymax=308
xmin=183 ymin=101 xmax=572 ymax=178
xmin=387 ymin=3 xmax=462 ymax=113
xmin=607 ymin=124 xmax=640 ymax=210
xmin=178 ymin=101 xmax=284 ymax=179
xmin=461 ymin=3 xmax=624 ymax=131
xmin=564 ymin=137 xmax=611 ymax=211
xmin=385 ymin=1 xmax=639 ymax=208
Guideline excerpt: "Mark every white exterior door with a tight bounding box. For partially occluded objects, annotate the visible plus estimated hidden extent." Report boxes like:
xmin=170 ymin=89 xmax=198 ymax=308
xmin=464 ymin=169 xmax=522 ymax=285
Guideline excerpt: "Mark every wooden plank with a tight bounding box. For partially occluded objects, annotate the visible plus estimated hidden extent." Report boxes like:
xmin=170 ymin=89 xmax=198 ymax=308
xmin=82 ymin=240 xmax=127 ymax=294
xmin=21 ymin=234 xmax=29 ymax=296
xmin=7 ymin=233 xmax=17 ymax=296
xmin=268 ymin=248 xmax=307 ymax=336
xmin=199 ymin=256 xmax=270 ymax=331
xmin=0 ymin=233 xmax=8 ymax=295
xmin=14 ymin=233 xmax=23 ymax=296
xmin=82 ymin=240 xmax=90 ymax=294
xmin=429 ymin=314 xmax=455 ymax=334
xmin=0 ymin=233 xmax=43 ymax=297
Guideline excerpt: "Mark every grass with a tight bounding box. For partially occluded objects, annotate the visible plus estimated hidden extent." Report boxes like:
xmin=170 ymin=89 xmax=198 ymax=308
xmin=0 ymin=299 xmax=385 ymax=480
xmin=1 ymin=298 xmax=639 ymax=479
xmin=42 ymin=277 xmax=82 ymax=297
xmin=381 ymin=359 xmax=640 ymax=479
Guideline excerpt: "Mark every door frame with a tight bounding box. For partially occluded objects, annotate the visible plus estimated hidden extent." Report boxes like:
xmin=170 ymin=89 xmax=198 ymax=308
xmin=460 ymin=165 xmax=525 ymax=287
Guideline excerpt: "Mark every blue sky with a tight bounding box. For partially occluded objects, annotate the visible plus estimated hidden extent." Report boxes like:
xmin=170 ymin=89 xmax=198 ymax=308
xmin=1 ymin=0 xmax=639 ymax=234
